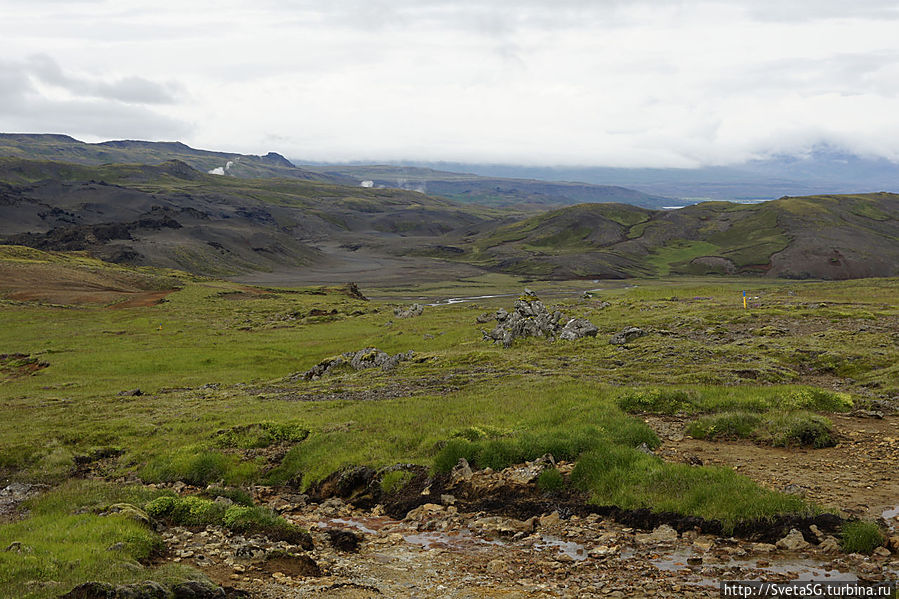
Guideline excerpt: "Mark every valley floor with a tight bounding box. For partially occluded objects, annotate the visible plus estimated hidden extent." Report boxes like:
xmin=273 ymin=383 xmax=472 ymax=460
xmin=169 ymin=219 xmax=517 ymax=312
xmin=1 ymin=247 xmax=898 ymax=598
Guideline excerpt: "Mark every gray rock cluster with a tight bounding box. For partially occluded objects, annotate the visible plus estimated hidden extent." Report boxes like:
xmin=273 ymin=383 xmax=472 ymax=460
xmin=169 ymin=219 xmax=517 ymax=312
xmin=482 ymin=289 xmax=598 ymax=348
xmin=394 ymin=303 xmax=424 ymax=318
xmin=302 ymin=348 xmax=415 ymax=380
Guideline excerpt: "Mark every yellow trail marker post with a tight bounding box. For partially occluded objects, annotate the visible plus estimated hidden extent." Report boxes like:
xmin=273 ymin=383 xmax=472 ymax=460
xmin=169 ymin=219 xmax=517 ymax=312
xmin=742 ymin=290 xmax=747 ymax=309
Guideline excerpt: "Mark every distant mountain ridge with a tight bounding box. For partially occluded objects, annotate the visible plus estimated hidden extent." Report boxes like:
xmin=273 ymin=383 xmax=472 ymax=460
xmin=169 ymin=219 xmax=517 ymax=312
xmin=0 ymin=135 xmax=675 ymax=210
xmin=0 ymin=133 xmax=350 ymax=183
xmin=298 ymin=164 xmax=675 ymax=209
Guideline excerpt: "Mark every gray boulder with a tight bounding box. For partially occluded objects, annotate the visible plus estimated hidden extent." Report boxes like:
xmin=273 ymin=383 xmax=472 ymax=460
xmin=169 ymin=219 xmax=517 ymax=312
xmin=394 ymin=303 xmax=424 ymax=318
xmin=559 ymin=318 xmax=599 ymax=341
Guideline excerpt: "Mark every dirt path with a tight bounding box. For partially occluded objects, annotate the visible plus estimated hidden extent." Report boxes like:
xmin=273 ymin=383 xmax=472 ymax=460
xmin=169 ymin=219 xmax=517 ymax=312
xmin=646 ymin=414 xmax=899 ymax=520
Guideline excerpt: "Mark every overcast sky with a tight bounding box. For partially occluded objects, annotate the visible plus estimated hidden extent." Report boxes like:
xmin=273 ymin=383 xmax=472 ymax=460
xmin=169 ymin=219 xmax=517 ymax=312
xmin=2 ymin=0 xmax=899 ymax=167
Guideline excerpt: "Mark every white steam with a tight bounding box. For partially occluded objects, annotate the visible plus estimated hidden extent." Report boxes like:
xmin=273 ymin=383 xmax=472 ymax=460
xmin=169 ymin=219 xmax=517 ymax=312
xmin=208 ymin=160 xmax=234 ymax=176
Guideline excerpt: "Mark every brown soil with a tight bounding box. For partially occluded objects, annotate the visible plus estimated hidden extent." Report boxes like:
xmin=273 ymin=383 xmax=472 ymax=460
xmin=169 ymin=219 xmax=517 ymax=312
xmin=646 ymin=414 xmax=899 ymax=520
xmin=0 ymin=353 xmax=49 ymax=380
xmin=0 ymin=262 xmax=175 ymax=306
xmin=107 ymin=289 xmax=175 ymax=309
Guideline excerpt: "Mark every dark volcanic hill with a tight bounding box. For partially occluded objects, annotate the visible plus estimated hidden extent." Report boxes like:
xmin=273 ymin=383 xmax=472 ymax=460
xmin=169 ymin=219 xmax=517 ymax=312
xmin=454 ymin=194 xmax=899 ymax=280
xmin=0 ymin=157 xmax=505 ymax=278
xmin=1 ymin=152 xmax=897 ymax=282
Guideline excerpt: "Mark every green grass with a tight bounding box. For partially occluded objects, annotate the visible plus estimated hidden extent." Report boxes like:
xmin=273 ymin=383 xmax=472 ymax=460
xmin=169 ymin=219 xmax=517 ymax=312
xmin=0 ymin=480 xmax=211 ymax=599
xmin=379 ymin=470 xmax=415 ymax=494
xmin=144 ymin=495 xmax=307 ymax=544
xmin=2 ymin=261 xmax=898 ymax=592
xmin=840 ymin=521 xmax=885 ymax=554
xmin=571 ymin=444 xmax=812 ymax=531
xmin=686 ymin=412 xmax=762 ymax=440
xmin=687 ymin=411 xmax=836 ymax=448
xmin=536 ymin=468 xmax=564 ymax=492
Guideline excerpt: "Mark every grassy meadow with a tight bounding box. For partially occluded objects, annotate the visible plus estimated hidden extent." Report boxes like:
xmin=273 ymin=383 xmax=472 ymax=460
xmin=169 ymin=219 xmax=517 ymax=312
xmin=1 ymin=246 xmax=897 ymax=595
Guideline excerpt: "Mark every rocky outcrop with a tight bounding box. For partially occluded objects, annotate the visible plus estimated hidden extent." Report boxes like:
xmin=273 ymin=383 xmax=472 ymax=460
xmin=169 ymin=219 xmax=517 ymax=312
xmin=482 ymin=290 xmax=598 ymax=348
xmin=302 ymin=348 xmax=415 ymax=380
xmin=394 ymin=303 xmax=424 ymax=318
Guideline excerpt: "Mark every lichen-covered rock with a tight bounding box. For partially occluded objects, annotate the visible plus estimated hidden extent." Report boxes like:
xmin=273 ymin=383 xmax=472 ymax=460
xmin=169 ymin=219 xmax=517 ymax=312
xmin=776 ymin=528 xmax=810 ymax=551
xmin=301 ymin=348 xmax=414 ymax=380
xmin=559 ymin=318 xmax=599 ymax=341
xmin=394 ymin=303 xmax=424 ymax=318
xmin=482 ymin=291 xmax=598 ymax=348
xmin=609 ymin=326 xmax=645 ymax=345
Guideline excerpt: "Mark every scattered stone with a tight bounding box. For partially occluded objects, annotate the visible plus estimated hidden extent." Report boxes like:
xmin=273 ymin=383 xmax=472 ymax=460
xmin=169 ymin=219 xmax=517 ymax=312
xmin=486 ymin=558 xmax=507 ymax=573
xmin=327 ymin=528 xmax=363 ymax=552
xmin=301 ymin=348 xmax=414 ymax=380
xmin=776 ymin=529 xmax=810 ymax=551
xmin=636 ymin=524 xmax=678 ymax=544
xmin=394 ymin=303 xmax=424 ymax=318
xmin=482 ymin=290 xmax=598 ymax=348
xmin=117 ymin=389 xmax=143 ymax=397
xmin=450 ymin=458 xmax=473 ymax=484
xmin=851 ymin=410 xmax=884 ymax=419
xmin=609 ymin=326 xmax=645 ymax=345
xmin=475 ymin=313 xmax=492 ymax=324
xmin=752 ymin=543 xmax=777 ymax=553
xmin=539 ymin=511 xmax=561 ymax=528
xmin=873 ymin=547 xmax=891 ymax=557
xmin=818 ymin=536 xmax=841 ymax=554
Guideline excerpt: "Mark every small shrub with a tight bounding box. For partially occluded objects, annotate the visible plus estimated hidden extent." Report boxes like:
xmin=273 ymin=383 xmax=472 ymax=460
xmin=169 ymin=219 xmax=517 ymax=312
xmin=617 ymin=388 xmax=699 ymax=414
xmin=687 ymin=412 xmax=761 ymax=440
xmin=141 ymin=450 xmax=254 ymax=486
xmin=145 ymin=495 xmax=225 ymax=526
xmin=781 ymin=388 xmax=852 ymax=413
xmin=145 ymin=496 xmax=176 ymax=519
xmin=222 ymin=504 xmax=309 ymax=544
xmin=379 ymin=470 xmax=414 ymax=495
xmin=841 ymin=520 xmax=884 ymax=554
xmin=536 ymin=468 xmax=564 ymax=492
xmin=170 ymin=496 xmax=226 ymax=526
xmin=214 ymin=422 xmax=309 ymax=449
xmin=760 ymin=412 xmax=836 ymax=448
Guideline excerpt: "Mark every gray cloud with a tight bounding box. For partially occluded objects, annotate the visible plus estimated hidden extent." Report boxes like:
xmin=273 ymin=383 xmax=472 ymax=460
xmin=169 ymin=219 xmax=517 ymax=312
xmin=2 ymin=1 xmax=899 ymax=166
xmin=0 ymin=58 xmax=190 ymax=140
xmin=26 ymin=54 xmax=182 ymax=104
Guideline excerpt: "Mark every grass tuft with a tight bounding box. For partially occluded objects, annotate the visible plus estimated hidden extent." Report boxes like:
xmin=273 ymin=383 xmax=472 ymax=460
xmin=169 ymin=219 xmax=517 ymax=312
xmin=840 ymin=520 xmax=885 ymax=554
xmin=536 ymin=468 xmax=564 ymax=492
xmin=617 ymin=387 xmax=699 ymax=414
xmin=379 ymin=470 xmax=414 ymax=495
